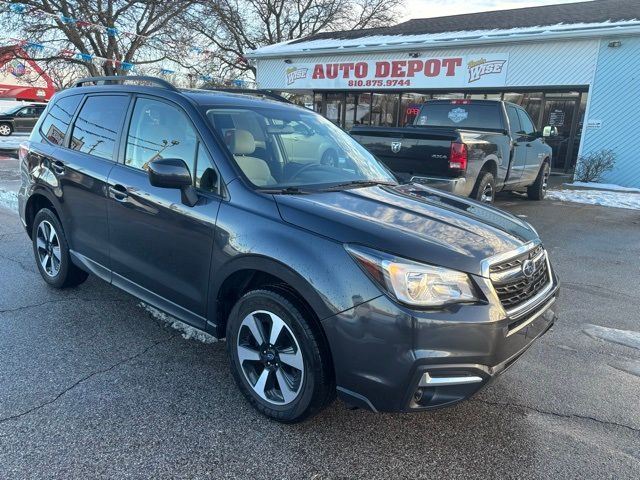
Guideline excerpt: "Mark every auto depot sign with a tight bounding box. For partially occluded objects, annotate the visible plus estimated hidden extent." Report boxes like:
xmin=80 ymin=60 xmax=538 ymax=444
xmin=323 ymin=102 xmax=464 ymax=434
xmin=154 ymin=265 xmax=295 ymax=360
xmin=284 ymin=53 xmax=509 ymax=89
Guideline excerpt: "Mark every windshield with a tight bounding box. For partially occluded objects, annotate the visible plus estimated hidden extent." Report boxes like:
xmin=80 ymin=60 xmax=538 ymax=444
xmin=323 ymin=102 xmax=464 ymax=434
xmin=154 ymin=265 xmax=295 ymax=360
xmin=415 ymin=102 xmax=503 ymax=130
xmin=2 ymin=105 xmax=24 ymax=115
xmin=205 ymin=106 xmax=396 ymax=190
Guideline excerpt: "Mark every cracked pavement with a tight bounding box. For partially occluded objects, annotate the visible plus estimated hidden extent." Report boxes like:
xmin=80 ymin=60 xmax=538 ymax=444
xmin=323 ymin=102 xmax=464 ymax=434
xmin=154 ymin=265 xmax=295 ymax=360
xmin=0 ymin=196 xmax=639 ymax=479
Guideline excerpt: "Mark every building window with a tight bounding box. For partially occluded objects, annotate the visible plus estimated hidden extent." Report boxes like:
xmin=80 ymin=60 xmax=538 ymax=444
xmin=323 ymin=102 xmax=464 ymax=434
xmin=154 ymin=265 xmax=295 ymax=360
xmin=399 ymin=93 xmax=430 ymax=126
xmin=283 ymin=92 xmax=314 ymax=110
xmin=325 ymin=93 xmax=344 ymax=126
xmin=503 ymin=92 xmax=543 ymax=128
xmin=355 ymin=93 xmax=372 ymax=126
xmin=313 ymin=93 xmax=323 ymax=114
xmin=345 ymin=94 xmax=358 ymax=130
xmin=371 ymin=93 xmax=399 ymax=127
xmin=432 ymin=92 xmax=464 ymax=100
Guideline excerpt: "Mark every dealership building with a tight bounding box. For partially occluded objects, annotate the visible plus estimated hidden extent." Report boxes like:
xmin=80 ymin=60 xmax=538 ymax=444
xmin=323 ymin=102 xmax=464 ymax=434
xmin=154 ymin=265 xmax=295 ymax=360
xmin=247 ymin=0 xmax=640 ymax=188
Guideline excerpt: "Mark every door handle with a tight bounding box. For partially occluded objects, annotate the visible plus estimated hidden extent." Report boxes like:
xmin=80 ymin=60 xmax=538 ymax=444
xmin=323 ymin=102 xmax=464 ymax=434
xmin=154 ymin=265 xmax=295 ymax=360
xmin=51 ymin=160 xmax=65 ymax=174
xmin=108 ymin=184 xmax=129 ymax=201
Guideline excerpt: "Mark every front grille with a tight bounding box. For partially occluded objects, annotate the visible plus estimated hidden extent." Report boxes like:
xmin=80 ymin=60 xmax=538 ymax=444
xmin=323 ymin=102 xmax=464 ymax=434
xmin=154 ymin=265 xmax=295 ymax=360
xmin=489 ymin=245 xmax=550 ymax=312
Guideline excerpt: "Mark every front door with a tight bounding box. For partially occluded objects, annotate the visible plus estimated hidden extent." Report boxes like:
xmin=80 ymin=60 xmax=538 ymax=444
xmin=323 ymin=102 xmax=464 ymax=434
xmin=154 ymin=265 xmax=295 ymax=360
xmin=516 ymin=107 xmax=546 ymax=184
xmin=106 ymin=96 xmax=221 ymax=323
xmin=14 ymin=106 xmax=37 ymax=131
xmin=542 ymin=98 xmax=578 ymax=171
xmin=504 ymin=104 xmax=527 ymax=184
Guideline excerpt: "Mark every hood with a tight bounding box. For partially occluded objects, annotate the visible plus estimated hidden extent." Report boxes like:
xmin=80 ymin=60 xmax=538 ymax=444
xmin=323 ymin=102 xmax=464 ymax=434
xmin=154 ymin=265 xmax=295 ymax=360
xmin=274 ymin=183 xmax=538 ymax=277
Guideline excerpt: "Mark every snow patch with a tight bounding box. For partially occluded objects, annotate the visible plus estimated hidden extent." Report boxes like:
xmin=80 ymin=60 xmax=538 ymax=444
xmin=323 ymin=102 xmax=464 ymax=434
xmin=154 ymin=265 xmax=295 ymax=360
xmin=0 ymin=188 xmax=18 ymax=212
xmin=546 ymin=189 xmax=640 ymax=210
xmin=583 ymin=324 xmax=640 ymax=351
xmin=250 ymin=20 xmax=640 ymax=56
xmin=564 ymin=182 xmax=640 ymax=193
xmin=0 ymin=132 xmax=29 ymax=152
xmin=139 ymin=302 xmax=217 ymax=344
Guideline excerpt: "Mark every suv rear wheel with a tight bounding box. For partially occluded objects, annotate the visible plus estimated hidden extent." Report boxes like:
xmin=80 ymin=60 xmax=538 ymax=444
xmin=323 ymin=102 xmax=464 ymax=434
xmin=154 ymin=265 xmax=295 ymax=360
xmin=32 ymin=208 xmax=88 ymax=288
xmin=226 ymin=289 xmax=334 ymax=423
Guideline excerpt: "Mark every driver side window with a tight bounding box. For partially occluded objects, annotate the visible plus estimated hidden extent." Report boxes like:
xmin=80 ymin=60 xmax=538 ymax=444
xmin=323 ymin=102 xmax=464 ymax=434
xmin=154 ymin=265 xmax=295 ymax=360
xmin=517 ymin=108 xmax=536 ymax=137
xmin=125 ymin=98 xmax=198 ymax=174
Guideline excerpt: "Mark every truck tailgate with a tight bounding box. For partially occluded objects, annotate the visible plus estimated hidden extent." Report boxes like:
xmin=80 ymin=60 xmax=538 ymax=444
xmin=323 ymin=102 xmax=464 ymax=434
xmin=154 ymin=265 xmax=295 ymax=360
xmin=350 ymin=126 xmax=460 ymax=178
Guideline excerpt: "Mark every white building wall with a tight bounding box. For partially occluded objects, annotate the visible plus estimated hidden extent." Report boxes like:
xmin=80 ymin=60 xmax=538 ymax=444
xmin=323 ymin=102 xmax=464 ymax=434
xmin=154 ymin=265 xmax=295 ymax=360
xmin=255 ymin=39 xmax=600 ymax=90
xmin=580 ymin=36 xmax=640 ymax=188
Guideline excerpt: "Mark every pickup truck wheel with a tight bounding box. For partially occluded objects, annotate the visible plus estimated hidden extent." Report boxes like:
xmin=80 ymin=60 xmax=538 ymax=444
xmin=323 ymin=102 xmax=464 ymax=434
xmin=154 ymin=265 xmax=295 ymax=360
xmin=527 ymin=161 xmax=550 ymax=200
xmin=226 ymin=289 xmax=335 ymax=423
xmin=472 ymin=172 xmax=495 ymax=204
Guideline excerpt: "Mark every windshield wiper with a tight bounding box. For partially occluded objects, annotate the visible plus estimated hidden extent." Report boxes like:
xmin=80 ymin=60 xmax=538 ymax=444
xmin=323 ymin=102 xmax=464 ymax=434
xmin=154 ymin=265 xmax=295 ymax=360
xmin=258 ymin=186 xmax=311 ymax=195
xmin=321 ymin=180 xmax=396 ymax=191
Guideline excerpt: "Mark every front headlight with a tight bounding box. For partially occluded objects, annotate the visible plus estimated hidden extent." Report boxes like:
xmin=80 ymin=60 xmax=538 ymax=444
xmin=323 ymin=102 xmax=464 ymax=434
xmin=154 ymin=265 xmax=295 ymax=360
xmin=345 ymin=244 xmax=480 ymax=307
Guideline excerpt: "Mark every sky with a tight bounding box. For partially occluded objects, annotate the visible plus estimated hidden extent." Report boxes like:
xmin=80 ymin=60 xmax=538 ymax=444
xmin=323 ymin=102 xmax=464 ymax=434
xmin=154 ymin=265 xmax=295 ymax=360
xmin=403 ymin=0 xmax=589 ymax=21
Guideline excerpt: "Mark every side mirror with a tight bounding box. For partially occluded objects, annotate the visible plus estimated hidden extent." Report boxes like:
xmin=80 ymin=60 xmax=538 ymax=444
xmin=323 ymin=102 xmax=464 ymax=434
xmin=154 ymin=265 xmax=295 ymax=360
xmin=542 ymin=126 xmax=558 ymax=138
xmin=147 ymin=158 xmax=198 ymax=206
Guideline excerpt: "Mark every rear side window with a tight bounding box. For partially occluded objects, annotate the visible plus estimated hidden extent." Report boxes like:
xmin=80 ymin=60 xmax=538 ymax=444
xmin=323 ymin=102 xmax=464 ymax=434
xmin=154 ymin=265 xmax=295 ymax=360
xmin=70 ymin=95 xmax=129 ymax=161
xmin=39 ymin=95 xmax=82 ymax=145
xmin=506 ymin=105 xmax=522 ymax=135
xmin=415 ymin=103 xmax=503 ymax=130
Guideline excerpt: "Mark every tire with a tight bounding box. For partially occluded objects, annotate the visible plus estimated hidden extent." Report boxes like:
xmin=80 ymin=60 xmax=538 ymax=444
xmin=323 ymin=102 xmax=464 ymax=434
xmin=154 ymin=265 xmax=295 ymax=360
xmin=0 ymin=122 xmax=13 ymax=136
xmin=226 ymin=288 xmax=335 ymax=423
xmin=31 ymin=208 xmax=88 ymax=288
xmin=527 ymin=161 xmax=550 ymax=200
xmin=471 ymin=171 xmax=496 ymax=204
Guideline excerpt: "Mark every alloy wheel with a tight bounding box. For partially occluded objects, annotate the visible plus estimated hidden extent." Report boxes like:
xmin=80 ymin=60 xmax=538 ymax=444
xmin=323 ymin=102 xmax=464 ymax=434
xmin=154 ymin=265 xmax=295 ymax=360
xmin=237 ymin=310 xmax=304 ymax=405
xmin=542 ymin=165 xmax=550 ymax=193
xmin=36 ymin=220 xmax=61 ymax=277
xmin=0 ymin=124 xmax=11 ymax=136
xmin=481 ymin=182 xmax=494 ymax=203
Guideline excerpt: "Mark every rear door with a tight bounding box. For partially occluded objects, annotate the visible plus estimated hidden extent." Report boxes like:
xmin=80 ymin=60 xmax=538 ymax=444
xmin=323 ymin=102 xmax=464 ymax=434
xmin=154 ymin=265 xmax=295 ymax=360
xmin=34 ymin=94 xmax=129 ymax=275
xmin=106 ymin=95 xmax=221 ymax=324
xmin=61 ymin=94 xmax=131 ymax=272
xmin=505 ymin=105 xmax=527 ymax=185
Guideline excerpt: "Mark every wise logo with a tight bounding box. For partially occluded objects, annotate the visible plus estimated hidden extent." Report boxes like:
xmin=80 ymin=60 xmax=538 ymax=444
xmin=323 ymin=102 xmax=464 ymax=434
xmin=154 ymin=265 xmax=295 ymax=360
xmin=467 ymin=58 xmax=506 ymax=83
xmin=286 ymin=67 xmax=308 ymax=85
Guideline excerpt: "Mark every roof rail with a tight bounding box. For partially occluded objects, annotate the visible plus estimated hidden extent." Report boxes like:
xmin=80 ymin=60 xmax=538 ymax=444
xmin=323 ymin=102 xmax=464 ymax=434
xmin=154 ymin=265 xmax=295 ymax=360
xmin=74 ymin=75 xmax=179 ymax=91
xmin=203 ymin=88 xmax=291 ymax=104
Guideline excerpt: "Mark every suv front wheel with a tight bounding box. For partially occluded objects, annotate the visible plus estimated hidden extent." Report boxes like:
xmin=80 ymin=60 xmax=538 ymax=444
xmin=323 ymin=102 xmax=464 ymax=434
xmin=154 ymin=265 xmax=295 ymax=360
xmin=32 ymin=208 xmax=88 ymax=288
xmin=226 ymin=289 xmax=335 ymax=423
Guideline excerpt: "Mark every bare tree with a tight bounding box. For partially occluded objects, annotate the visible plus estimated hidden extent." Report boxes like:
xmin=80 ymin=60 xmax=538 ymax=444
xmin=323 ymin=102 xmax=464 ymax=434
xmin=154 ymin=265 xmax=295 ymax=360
xmin=187 ymin=0 xmax=404 ymax=76
xmin=0 ymin=0 xmax=197 ymax=77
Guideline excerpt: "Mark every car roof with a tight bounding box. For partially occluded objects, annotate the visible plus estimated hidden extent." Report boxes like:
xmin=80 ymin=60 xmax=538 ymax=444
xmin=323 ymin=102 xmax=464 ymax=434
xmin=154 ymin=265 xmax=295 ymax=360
xmin=58 ymin=76 xmax=294 ymax=110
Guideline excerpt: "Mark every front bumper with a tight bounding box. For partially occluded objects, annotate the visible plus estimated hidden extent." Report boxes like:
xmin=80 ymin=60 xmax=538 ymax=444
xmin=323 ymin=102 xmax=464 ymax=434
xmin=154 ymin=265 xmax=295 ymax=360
xmin=322 ymin=271 xmax=559 ymax=413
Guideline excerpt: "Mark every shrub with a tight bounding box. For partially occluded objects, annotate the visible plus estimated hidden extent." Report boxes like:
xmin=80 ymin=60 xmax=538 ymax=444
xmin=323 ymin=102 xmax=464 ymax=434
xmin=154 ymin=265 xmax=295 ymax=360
xmin=574 ymin=149 xmax=616 ymax=182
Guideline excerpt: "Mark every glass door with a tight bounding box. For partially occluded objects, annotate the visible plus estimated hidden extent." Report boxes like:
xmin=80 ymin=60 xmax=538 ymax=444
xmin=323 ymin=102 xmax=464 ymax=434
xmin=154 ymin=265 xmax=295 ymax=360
xmin=542 ymin=97 xmax=579 ymax=171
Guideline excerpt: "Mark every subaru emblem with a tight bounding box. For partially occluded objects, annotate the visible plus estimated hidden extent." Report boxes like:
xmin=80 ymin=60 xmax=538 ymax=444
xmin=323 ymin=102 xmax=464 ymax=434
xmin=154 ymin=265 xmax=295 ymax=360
xmin=521 ymin=259 xmax=535 ymax=278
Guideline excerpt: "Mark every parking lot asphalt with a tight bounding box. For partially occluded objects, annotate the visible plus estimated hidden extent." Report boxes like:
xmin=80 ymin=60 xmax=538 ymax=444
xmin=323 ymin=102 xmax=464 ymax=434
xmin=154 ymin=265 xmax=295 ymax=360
xmin=0 ymin=193 xmax=639 ymax=479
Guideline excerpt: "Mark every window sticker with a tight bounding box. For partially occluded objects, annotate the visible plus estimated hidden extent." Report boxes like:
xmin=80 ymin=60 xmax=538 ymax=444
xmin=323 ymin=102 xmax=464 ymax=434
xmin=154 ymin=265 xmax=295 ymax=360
xmin=448 ymin=107 xmax=468 ymax=123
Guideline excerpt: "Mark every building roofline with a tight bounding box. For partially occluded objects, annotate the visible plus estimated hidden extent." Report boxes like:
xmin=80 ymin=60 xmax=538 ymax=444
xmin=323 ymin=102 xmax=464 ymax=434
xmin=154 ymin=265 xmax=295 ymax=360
xmin=246 ymin=21 xmax=640 ymax=59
